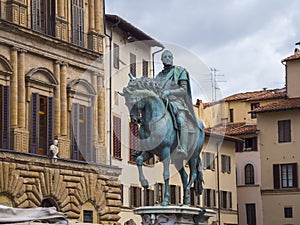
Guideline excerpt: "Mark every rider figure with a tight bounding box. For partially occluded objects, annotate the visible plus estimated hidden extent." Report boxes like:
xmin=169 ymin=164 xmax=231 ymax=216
xmin=156 ymin=50 xmax=197 ymax=158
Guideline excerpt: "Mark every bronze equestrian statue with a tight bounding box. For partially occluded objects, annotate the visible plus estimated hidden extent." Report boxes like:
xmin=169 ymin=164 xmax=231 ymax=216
xmin=120 ymin=50 xmax=205 ymax=206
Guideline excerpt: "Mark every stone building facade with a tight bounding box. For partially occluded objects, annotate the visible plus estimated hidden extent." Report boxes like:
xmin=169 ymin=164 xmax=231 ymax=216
xmin=0 ymin=0 xmax=121 ymax=223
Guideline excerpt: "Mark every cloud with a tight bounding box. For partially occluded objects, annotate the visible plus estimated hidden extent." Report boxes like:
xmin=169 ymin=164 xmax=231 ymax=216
xmin=106 ymin=0 xmax=300 ymax=99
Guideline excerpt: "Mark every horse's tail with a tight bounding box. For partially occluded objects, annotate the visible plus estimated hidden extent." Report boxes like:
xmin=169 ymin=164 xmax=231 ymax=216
xmin=195 ymin=155 xmax=204 ymax=196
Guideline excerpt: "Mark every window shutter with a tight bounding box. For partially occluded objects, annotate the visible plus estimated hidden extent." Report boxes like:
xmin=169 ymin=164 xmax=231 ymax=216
xmin=176 ymin=186 xmax=181 ymax=205
xmin=212 ymin=190 xmax=216 ymax=207
xmin=1 ymin=86 xmax=10 ymax=149
xmin=79 ymin=1 xmax=84 ymax=46
xmin=30 ymin=93 xmax=39 ymax=154
xmin=252 ymin=137 xmax=258 ymax=151
xmin=273 ymin=164 xmax=280 ymax=189
xmin=72 ymin=103 xmax=80 ymax=159
xmin=228 ymin=156 xmax=231 ymax=173
xmin=71 ymin=0 xmax=76 ymax=43
xmin=210 ymin=153 xmax=215 ymax=170
xmin=129 ymin=122 xmax=139 ymax=162
xmin=113 ymin=116 xmax=121 ymax=158
xmin=150 ymin=190 xmax=154 ymax=206
xmin=113 ymin=43 xmax=120 ymax=69
xmin=235 ymin=142 xmax=243 ymax=152
xmin=31 ymin=0 xmax=41 ymax=31
xmin=292 ymin=163 xmax=298 ymax=188
xmin=138 ymin=187 xmax=142 ymax=207
xmin=203 ymin=152 xmax=208 ymax=169
xmin=221 ymin=155 xmax=226 ymax=172
xmin=71 ymin=0 xmax=84 ymax=46
xmin=129 ymin=186 xmax=133 ymax=208
xmin=86 ymin=106 xmax=93 ymax=162
xmin=228 ymin=192 xmax=232 ymax=209
xmin=46 ymin=96 xmax=54 ymax=156
xmin=285 ymin=120 xmax=291 ymax=142
xmin=202 ymin=189 xmax=207 ymax=207
xmin=142 ymin=60 xmax=148 ymax=77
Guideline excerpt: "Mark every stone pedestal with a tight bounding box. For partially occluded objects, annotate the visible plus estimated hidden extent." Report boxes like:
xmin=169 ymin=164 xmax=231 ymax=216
xmin=133 ymin=206 xmax=216 ymax=225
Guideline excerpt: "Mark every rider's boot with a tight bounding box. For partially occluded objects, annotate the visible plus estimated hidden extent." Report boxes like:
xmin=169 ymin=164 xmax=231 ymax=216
xmin=176 ymin=126 xmax=188 ymax=158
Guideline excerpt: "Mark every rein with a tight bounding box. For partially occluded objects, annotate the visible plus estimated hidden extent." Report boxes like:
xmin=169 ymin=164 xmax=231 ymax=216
xmin=148 ymin=98 xmax=169 ymax=126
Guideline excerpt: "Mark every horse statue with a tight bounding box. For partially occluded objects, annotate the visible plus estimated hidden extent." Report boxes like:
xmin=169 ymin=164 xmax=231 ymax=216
xmin=120 ymin=75 xmax=205 ymax=206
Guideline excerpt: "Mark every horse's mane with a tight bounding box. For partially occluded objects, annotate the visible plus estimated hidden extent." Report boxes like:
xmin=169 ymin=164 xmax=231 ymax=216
xmin=123 ymin=77 xmax=164 ymax=96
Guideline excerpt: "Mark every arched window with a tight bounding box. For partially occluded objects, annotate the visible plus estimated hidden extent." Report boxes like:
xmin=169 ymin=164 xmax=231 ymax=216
xmin=26 ymin=68 xmax=58 ymax=155
xmin=245 ymin=164 xmax=255 ymax=185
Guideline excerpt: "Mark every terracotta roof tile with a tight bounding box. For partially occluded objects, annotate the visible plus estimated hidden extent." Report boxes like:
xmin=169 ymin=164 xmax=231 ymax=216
xmin=251 ymin=97 xmax=300 ymax=113
xmin=282 ymin=51 xmax=300 ymax=62
xmin=224 ymin=88 xmax=286 ymax=101
xmin=206 ymin=123 xmax=257 ymax=136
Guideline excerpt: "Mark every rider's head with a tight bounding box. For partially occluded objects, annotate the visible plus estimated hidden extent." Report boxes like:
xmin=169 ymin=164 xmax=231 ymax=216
xmin=161 ymin=50 xmax=173 ymax=67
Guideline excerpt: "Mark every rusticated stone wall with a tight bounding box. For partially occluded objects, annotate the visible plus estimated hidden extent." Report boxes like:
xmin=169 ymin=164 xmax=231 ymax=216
xmin=0 ymin=150 xmax=122 ymax=224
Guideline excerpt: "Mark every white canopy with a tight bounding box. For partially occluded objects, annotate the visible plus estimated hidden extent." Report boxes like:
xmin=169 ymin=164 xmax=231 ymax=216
xmin=0 ymin=205 xmax=67 ymax=224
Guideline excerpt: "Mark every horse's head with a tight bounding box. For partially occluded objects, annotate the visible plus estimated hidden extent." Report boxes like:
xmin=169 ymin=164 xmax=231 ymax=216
xmin=125 ymin=91 xmax=146 ymax=125
xmin=119 ymin=76 xmax=163 ymax=125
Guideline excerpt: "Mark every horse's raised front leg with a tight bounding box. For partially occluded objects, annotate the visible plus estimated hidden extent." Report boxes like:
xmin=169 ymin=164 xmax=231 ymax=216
xmin=137 ymin=151 xmax=153 ymax=189
xmin=161 ymin=148 xmax=170 ymax=206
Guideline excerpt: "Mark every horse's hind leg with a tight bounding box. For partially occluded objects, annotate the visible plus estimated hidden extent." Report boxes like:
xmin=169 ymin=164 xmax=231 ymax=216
xmin=137 ymin=151 xmax=153 ymax=189
xmin=185 ymin=156 xmax=198 ymax=205
xmin=173 ymin=158 xmax=188 ymax=205
xmin=161 ymin=149 xmax=170 ymax=206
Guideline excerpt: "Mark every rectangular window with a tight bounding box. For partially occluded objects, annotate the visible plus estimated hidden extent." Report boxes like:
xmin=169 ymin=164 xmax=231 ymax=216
xmin=144 ymin=189 xmax=154 ymax=206
xmin=31 ymin=0 xmax=55 ymax=36
xmin=221 ymin=155 xmax=231 ymax=173
xmin=220 ymin=191 xmax=227 ymax=209
xmin=113 ymin=43 xmax=120 ymax=69
xmin=246 ymin=203 xmax=257 ymax=225
xmin=203 ymin=189 xmax=216 ymax=208
xmin=71 ymin=104 xmax=93 ymax=161
xmin=83 ymin=210 xmax=93 ymax=223
xmin=273 ymin=163 xmax=298 ymax=189
xmin=113 ymin=116 xmax=122 ymax=159
xmin=244 ymin=137 xmax=258 ymax=151
xmin=142 ymin=60 xmax=149 ymax=77
xmin=129 ymin=122 xmax=139 ymax=163
xmin=31 ymin=93 xmax=54 ymax=156
xmin=130 ymin=53 xmax=136 ymax=77
xmin=130 ymin=186 xmax=141 ymax=208
xmin=278 ymin=120 xmax=291 ymax=143
xmin=170 ymin=185 xmax=176 ymax=205
xmin=203 ymin=152 xmax=215 ymax=170
xmin=229 ymin=108 xmax=234 ymax=123
xmin=71 ymin=0 xmax=84 ymax=47
xmin=251 ymin=103 xmax=260 ymax=119
xmin=284 ymin=207 xmax=293 ymax=218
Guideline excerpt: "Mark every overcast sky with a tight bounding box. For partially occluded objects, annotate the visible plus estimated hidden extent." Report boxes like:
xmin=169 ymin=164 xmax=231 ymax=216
xmin=106 ymin=0 xmax=300 ymax=102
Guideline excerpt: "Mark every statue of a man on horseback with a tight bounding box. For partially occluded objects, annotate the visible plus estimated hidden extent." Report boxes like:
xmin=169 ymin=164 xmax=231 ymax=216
xmin=120 ymin=50 xmax=205 ymax=206
xmin=156 ymin=50 xmax=199 ymax=158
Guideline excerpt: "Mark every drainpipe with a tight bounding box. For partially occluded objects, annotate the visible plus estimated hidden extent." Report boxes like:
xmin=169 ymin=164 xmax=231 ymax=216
xmin=103 ymin=1 xmax=120 ymax=166
xmin=151 ymin=46 xmax=164 ymax=78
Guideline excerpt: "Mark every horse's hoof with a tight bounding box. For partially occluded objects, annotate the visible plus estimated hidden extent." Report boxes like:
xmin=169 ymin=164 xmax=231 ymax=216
xmin=160 ymin=200 xmax=169 ymax=206
xmin=184 ymin=197 xmax=190 ymax=205
xmin=140 ymin=179 xmax=149 ymax=189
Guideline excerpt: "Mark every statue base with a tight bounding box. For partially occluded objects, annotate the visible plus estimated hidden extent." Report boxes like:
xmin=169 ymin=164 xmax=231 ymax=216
xmin=133 ymin=206 xmax=216 ymax=225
